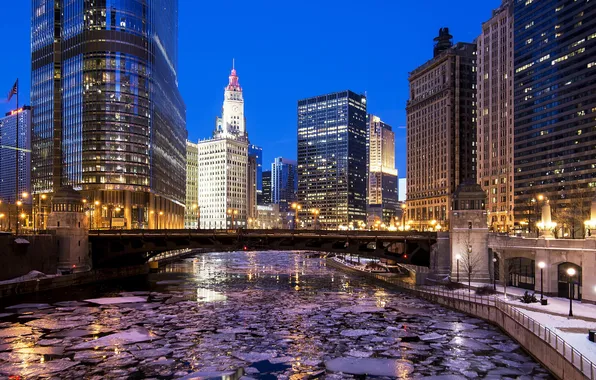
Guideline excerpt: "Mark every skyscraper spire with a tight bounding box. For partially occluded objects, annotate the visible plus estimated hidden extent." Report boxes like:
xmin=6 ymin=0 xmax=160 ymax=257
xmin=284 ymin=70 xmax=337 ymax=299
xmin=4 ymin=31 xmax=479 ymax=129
xmin=227 ymin=63 xmax=241 ymax=91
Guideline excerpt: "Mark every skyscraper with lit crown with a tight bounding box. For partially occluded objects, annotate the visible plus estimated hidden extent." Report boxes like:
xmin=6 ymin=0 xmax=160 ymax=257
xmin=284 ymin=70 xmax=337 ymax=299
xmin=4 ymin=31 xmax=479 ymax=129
xmin=197 ymin=66 xmax=249 ymax=229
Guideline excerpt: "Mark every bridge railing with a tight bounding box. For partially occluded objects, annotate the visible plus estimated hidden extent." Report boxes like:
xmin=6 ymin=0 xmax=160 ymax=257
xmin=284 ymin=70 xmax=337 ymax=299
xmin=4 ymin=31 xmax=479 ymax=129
xmin=368 ymin=273 xmax=595 ymax=380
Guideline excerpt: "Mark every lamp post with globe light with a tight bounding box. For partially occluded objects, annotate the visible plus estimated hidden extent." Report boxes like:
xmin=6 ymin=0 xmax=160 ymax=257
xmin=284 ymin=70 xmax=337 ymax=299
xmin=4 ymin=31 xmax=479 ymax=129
xmin=567 ymin=267 xmax=576 ymax=317
xmin=538 ymin=261 xmax=546 ymax=303
xmin=455 ymin=254 xmax=461 ymax=283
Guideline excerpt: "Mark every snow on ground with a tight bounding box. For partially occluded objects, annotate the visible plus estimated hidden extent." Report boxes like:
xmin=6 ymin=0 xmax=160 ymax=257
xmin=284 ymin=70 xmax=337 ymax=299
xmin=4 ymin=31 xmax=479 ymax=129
xmin=502 ymin=301 xmax=596 ymax=364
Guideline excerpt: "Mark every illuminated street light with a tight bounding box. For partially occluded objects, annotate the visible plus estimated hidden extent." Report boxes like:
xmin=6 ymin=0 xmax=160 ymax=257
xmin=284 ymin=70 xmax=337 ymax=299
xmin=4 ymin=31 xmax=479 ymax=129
xmin=455 ymin=254 xmax=462 ymax=283
xmin=538 ymin=261 xmax=546 ymax=302
xmin=567 ymin=267 xmax=576 ymax=316
xmin=22 ymin=192 xmax=28 ymax=199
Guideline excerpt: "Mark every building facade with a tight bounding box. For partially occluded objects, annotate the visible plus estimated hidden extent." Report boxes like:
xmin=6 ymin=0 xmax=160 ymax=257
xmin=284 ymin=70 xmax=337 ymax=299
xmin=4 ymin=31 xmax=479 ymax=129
xmin=513 ymin=0 xmax=596 ymax=238
xmin=477 ymin=0 xmax=514 ymax=233
xmin=0 ymin=107 xmax=31 ymax=205
xmin=297 ymin=91 xmax=368 ymax=229
xmin=31 ymin=0 xmax=187 ymax=229
xmin=271 ymin=157 xmax=298 ymax=212
xmin=262 ymin=170 xmax=272 ymax=205
xmin=185 ymin=140 xmax=199 ymax=228
xmin=197 ymin=67 xmax=249 ymax=229
xmin=248 ymin=155 xmax=257 ymax=219
xmin=249 ymin=144 xmax=263 ymax=205
xmin=255 ymin=204 xmax=294 ymax=229
xmin=367 ymin=114 xmax=398 ymax=224
xmin=406 ymin=28 xmax=477 ymax=230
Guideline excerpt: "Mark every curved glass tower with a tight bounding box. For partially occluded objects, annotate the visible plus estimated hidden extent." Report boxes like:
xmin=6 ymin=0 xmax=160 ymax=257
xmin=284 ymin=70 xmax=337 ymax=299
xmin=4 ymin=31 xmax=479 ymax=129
xmin=31 ymin=0 xmax=186 ymax=229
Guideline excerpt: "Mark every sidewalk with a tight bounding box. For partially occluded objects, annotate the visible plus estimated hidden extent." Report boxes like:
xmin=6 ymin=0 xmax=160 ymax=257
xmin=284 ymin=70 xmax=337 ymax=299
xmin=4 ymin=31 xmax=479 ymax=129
xmin=462 ymin=281 xmax=596 ymax=364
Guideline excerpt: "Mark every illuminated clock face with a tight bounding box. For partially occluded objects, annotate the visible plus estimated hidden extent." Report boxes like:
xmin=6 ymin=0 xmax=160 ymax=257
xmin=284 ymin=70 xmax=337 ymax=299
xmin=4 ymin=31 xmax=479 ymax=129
xmin=232 ymin=105 xmax=239 ymax=112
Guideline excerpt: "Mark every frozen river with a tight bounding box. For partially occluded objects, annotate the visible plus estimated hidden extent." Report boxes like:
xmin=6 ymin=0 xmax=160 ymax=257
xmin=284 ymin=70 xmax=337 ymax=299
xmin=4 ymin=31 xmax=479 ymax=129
xmin=0 ymin=251 xmax=552 ymax=379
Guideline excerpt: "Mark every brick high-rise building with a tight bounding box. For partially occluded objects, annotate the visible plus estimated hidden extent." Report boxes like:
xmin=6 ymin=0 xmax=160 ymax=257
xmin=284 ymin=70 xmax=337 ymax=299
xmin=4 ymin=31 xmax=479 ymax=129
xmin=406 ymin=28 xmax=477 ymax=230
xmin=477 ymin=0 xmax=515 ymax=232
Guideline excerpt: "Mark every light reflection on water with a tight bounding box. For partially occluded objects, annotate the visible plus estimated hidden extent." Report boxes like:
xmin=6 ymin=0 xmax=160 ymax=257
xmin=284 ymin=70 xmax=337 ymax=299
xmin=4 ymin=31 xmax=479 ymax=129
xmin=0 ymin=251 xmax=553 ymax=379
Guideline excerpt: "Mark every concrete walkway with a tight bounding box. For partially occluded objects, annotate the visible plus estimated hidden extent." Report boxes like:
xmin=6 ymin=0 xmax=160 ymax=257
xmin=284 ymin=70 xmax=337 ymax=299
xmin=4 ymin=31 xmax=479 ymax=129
xmin=463 ymin=282 xmax=596 ymax=322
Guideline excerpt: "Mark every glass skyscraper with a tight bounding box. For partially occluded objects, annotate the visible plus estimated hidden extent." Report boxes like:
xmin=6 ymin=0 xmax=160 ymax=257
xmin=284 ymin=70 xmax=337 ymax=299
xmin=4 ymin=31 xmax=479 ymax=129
xmin=31 ymin=0 xmax=187 ymax=229
xmin=249 ymin=144 xmax=263 ymax=204
xmin=0 ymin=107 xmax=32 ymax=205
xmin=271 ymin=157 xmax=298 ymax=212
xmin=297 ymin=90 xmax=367 ymax=229
xmin=513 ymin=0 xmax=596 ymax=236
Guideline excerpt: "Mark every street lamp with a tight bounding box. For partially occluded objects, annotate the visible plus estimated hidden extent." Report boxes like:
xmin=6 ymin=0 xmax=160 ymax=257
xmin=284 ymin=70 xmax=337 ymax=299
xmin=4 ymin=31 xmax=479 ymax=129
xmin=567 ymin=267 xmax=576 ymax=317
xmin=159 ymin=211 xmax=164 ymax=229
xmin=455 ymin=254 xmax=461 ymax=283
xmin=493 ymin=257 xmax=498 ymax=291
xmin=538 ymin=261 xmax=546 ymax=302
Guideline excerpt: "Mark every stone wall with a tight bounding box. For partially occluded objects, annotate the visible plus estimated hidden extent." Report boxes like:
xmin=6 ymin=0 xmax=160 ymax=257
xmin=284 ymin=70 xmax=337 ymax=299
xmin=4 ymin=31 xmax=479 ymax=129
xmin=0 ymin=235 xmax=58 ymax=281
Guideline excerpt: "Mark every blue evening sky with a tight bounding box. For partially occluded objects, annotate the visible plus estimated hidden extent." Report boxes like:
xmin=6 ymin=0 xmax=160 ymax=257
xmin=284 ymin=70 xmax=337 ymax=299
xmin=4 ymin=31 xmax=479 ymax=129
xmin=0 ymin=0 xmax=501 ymax=177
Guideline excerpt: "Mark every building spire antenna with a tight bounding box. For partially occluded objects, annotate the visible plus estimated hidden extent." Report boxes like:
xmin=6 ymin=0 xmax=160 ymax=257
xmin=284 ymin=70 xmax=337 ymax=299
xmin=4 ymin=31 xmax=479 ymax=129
xmin=232 ymin=58 xmax=235 ymax=70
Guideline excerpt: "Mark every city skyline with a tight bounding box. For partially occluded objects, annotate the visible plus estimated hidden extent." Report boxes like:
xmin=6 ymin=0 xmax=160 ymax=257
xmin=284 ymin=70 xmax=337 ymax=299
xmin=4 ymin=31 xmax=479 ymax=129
xmin=0 ymin=0 xmax=502 ymax=173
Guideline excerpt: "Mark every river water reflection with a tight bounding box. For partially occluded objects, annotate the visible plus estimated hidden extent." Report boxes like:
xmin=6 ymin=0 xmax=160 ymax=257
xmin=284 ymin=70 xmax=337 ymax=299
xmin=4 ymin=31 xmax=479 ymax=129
xmin=0 ymin=251 xmax=552 ymax=379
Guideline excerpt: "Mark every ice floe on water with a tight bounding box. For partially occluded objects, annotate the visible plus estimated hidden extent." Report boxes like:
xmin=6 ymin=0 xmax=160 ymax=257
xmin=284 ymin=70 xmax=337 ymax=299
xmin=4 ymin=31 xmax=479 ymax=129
xmin=83 ymin=296 xmax=147 ymax=305
xmin=0 ymin=251 xmax=553 ymax=379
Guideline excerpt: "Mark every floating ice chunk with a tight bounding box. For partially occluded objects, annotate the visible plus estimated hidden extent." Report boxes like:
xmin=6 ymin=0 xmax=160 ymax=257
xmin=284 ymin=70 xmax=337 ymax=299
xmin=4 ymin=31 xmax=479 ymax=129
xmin=347 ymin=350 xmax=373 ymax=358
xmin=491 ymin=342 xmax=520 ymax=352
xmin=430 ymin=322 xmax=478 ymax=331
xmin=72 ymin=328 xmax=154 ymax=349
xmin=5 ymin=303 xmax=51 ymax=310
xmin=418 ymin=375 xmax=468 ymax=380
xmin=83 ymin=296 xmax=147 ymax=305
xmin=449 ymin=337 xmax=492 ymax=351
xmin=0 ymin=326 xmax=32 ymax=338
xmin=419 ymin=332 xmax=446 ymax=341
xmin=340 ymin=329 xmax=376 ymax=337
xmin=25 ymin=318 xmax=88 ymax=330
xmin=232 ymin=351 xmax=275 ymax=362
xmin=179 ymin=370 xmax=242 ymax=380
xmin=130 ymin=348 xmax=173 ymax=359
xmin=13 ymin=358 xmax=79 ymax=377
xmin=14 ymin=346 xmax=65 ymax=356
xmin=325 ymin=357 xmax=414 ymax=377
xmin=335 ymin=306 xmax=385 ymax=313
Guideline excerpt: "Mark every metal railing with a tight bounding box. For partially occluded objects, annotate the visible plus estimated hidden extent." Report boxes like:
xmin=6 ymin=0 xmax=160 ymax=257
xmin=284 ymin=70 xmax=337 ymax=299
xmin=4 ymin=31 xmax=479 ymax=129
xmin=367 ymin=272 xmax=595 ymax=380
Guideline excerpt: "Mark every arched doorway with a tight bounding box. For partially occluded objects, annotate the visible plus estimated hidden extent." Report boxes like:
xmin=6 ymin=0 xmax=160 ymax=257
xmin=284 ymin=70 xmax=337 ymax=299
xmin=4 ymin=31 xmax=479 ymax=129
xmin=557 ymin=263 xmax=582 ymax=300
xmin=506 ymin=257 xmax=535 ymax=290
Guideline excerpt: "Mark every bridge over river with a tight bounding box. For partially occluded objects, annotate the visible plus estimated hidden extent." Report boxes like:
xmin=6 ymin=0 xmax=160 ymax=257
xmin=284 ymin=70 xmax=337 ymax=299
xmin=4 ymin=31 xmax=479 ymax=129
xmin=89 ymin=229 xmax=438 ymax=268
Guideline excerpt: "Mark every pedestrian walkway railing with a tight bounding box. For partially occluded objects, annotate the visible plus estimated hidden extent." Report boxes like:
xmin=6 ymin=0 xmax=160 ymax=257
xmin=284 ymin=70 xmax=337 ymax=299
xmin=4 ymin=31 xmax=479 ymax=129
xmin=367 ymin=272 xmax=596 ymax=380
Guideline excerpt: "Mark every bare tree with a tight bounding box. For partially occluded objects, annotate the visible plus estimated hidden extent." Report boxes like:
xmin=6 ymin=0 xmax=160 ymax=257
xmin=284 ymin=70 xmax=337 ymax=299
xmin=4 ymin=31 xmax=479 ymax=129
xmin=459 ymin=231 xmax=483 ymax=293
xmin=552 ymin=187 xmax=593 ymax=239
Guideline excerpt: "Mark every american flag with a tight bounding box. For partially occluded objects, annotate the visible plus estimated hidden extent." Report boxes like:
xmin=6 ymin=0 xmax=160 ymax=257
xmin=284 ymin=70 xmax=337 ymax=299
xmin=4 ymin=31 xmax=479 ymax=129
xmin=7 ymin=80 xmax=17 ymax=102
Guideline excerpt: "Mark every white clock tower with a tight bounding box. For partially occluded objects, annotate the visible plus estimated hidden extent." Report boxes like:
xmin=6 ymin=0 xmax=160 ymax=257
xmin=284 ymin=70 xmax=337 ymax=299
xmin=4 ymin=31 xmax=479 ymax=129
xmin=198 ymin=63 xmax=251 ymax=229
xmin=215 ymin=64 xmax=246 ymax=139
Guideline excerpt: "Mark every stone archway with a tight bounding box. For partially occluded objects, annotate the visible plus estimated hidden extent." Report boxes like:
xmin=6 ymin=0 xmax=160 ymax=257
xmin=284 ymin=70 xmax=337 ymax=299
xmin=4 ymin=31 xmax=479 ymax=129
xmin=557 ymin=262 xmax=582 ymax=300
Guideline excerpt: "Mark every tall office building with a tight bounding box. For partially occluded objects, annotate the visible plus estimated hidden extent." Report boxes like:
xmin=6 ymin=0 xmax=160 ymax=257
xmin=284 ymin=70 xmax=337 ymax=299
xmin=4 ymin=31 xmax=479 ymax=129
xmin=367 ymin=114 xmax=398 ymax=224
xmin=297 ymin=91 xmax=367 ymax=229
xmin=262 ymin=170 xmax=272 ymax=205
xmin=0 ymin=106 xmax=32 ymax=205
xmin=185 ymin=141 xmax=199 ymax=228
xmin=271 ymin=157 xmax=298 ymax=212
xmin=247 ymin=155 xmax=257 ymax=219
xmin=249 ymin=144 xmax=263 ymax=204
xmin=31 ymin=0 xmax=187 ymax=229
xmin=513 ymin=0 xmax=596 ymax=236
xmin=477 ymin=0 xmax=514 ymax=233
xmin=406 ymin=28 xmax=477 ymax=230
xmin=197 ymin=67 xmax=249 ymax=229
